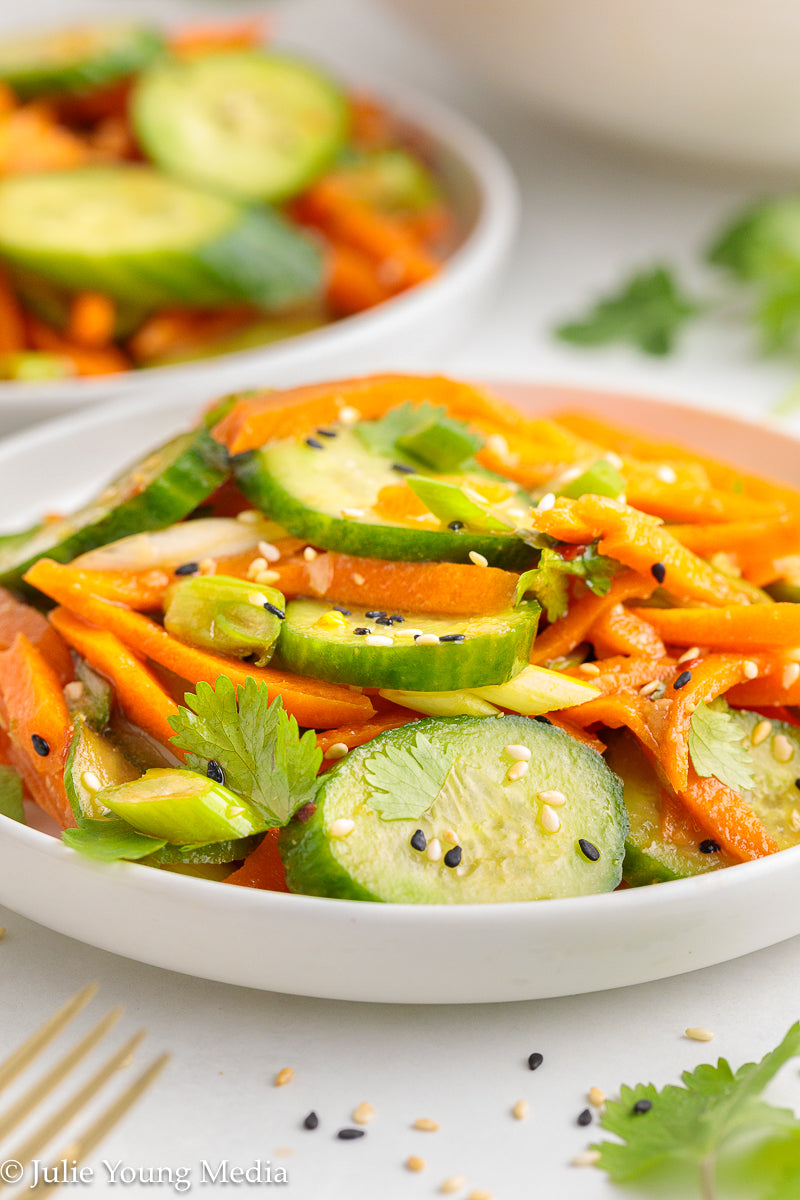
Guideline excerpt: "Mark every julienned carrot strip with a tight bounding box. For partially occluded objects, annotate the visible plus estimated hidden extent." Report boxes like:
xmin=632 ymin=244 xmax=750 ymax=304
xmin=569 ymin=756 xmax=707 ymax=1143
xmin=25 ymin=560 xmax=374 ymax=729
xmin=0 ymin=634 xmax=73 ymax=829
xmin=529 ymin=570 xmax=655 ymax=665
xmin=629 ymin=605 xmax=800 ymax=650
xmin=661 ymin=655 xmax=754 ymax=791
xmin=589 ymin=604 xmax=666 ymax=659
xmin=326 ymin=242 xmax=392 ymax=315
xmin=624 ymin=478 xmax=782 ymax=524
xmin=563 ymin=655 xmax=678 ymax=697
xmin=128 ymin=308 xmax=253 ymax=363
xmin=727 ymin=665 xmax=800 ymax=709
xmin=170 ymin=18 xmax=268 ymax=56
xmin=49 ymin=608 xmax=179 ymax=747
xmin=667 ymin=517 xmax=800 ymax=559
xmin=27 ymin=318 xmax=129 ymax=377
xmin=33 ymin=566 xmax=174 ymax=612
xmin=226 ymin=828 xmax=289 ymax=892
xmin=67 ymin=292 xmax=116 ymax=349
xmin=317 ymin=708 xmax=421 ymax=756
xmin=0 ymin=587 xmax=73 ymax=683
xmin=0 ymin=267 xmax=24 ymax=353
xmin=0 ymin=103 xmax=90 ymax=173
xmin=546 ymin=715 xmax=606 ymax=753
xmin=532 ymin=495 xmax=760 ymax=606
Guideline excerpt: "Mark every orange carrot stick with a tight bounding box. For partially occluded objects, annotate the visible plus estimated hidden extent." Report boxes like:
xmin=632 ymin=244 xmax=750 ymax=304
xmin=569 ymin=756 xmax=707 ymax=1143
xmin=67 ymin=292 xmax=116 ymax=349
xmin=660 ymin=654 xmax=753 ymax=791
xmin=0 ymin=587 xmax=73 ymax=683
xmin=27 ymin=317 xmax=129 ymax=377
xmin=225 ymin=828 xmax=289 ymax=892
xmin=529 ymin=570 xmax=655 ymax=665
xmin=629 ymin=605 xmax=800 ymax=650
xmin=326 ymin=242 xmax=392 ymax=315
xmin=317 ymin=708 xmax=420 ymax=757
xmin=563 ymin=654 xmax=678 ymax=697
xmin=589 ymin=603 xmax=666 ymax=659
xmin=0 ymin=267 xmax=25 ymax=353
xmin=726 ymin=664 xmax=800 ymax=709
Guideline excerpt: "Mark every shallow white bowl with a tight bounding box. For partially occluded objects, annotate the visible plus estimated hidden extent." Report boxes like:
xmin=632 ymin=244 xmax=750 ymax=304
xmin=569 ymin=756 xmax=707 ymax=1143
xmin=0 ymin=380 xmax=797 ymax=1004
xmin=0 ymin=86 xmax=517 ymax=433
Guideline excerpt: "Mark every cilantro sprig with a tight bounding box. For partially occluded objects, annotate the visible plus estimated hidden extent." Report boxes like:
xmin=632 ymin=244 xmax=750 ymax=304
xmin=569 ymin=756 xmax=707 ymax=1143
xmin=555 ymin=266 xmax=700 ymax=356
xmin=364 ymin=731 xmax=456 ymax=821
xmin=689 ymin=701 xmax=756 ymax=794
xmin=519 ymin=544 xmax=619 ymax=622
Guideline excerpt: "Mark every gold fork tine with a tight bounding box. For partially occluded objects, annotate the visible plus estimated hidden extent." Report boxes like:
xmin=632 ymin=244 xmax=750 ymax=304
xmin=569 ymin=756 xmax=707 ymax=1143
xmin=29 ymin=1054 xmax=171 ymax=1197
xmin=0 ymin=984 xmax=98 ymax=1096
xmin=0 ymin=1007 xmax=123 ymax=1144
xmin=0 ymin=1030 xmax=146 ymax=1188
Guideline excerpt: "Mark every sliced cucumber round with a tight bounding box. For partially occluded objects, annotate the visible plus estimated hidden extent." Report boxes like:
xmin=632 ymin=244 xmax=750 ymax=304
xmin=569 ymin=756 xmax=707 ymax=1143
xmin=1 ymin=427 xmax=228 ymax=590
xmin=132 ymin=50 xmax=348 ymax=204
xmin=0 ymin=23 xmax=164 ymax=100
xmin=234 ymin=428 xmax=534 ymax=569
xmin=281 ymin=715 xmax=627 ymax=903
xmin=147 ymin=836 xmax=262 ymax=867
xmin=723 ymin=703 xmax=800 ymax=850
xmin=273 ymin=599 xmax=539 ymax=690
xmin=0 ymin=166 xmax=323 ymax=311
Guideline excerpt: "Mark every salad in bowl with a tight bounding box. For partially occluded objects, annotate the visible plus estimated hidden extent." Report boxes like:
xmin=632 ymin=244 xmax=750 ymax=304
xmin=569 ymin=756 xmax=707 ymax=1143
xmin=0 ymin=372 xmax=797 ymax=906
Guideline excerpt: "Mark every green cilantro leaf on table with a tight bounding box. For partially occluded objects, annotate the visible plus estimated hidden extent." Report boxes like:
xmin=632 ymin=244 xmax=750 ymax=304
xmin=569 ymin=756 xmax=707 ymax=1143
xmin=555 ymin=266 xmax=701 ymax=356
xmin=521 ymin=544 xmax=619 ymax=622
xmin=364 ymin=731 xmax=456 ymax=820
xmin=0 ymin=764 xmax=25 ymax=824
xmin=62 ymin=818 xmax=166 ymax=863
xmin=592 ymin=1023 xmax=800 ymax=1198
xmin=689 ymin=701 xmax=756 ymax=793
xmin=168 ymin=676 xmax=322 ymax=828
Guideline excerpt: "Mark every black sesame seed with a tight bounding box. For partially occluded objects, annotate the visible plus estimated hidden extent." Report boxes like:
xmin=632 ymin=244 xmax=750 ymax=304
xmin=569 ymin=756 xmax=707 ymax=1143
xmin=389 ymin=614 xmax=404 ymax=623
xmin=578 ymin=838 xmax=601 ymax=862
xmin=305 ymin=437 xmax=324 ymax=450
xmin=577 ymin=1109 xmax=592 ymax=1127
xmin=303 ymin=1111 xmax=319 ymax=1130
xmin=264 ymin=601 xmax=286 ymax=620
xmin=535 ymin=715 xmax=553 ymax=725
xmin=332 ymin=606 xmax=351 ymax=616
xmin=527 ymin=1052 xmax=544 ymax=1071
xmin=336 ymin=1128 xmax=365 ymax=1140
xmin=207 ymin=759 xmax=225 ymax=785
xmin=444 ymin=845 xmax=462 ymax=868
xmin=447 ymin=521 xmax=465 ymax=531
xmin=699 ymin=839 xmax=721 ymax=854
xmin=375 ymin=615 xmax=394 ymax=626
xmin=365 ymin=610 xmax=387 ymax=620
xmin=673 ymin=670 xmax=692 ymax=690
xmin=392 ymin=462 xmax=416 ymax=474
xmin=796 ymin=778 xmax=800 ymax=790
xmin=316 ymin=428 xmax=337 ymax=438
xmin=632 ymin=1099 xmax=653 ymax=1115
xmin=651 ymin=561 xmax=666 ymax=584
xmin=410 ymin=829 xmax=427 ymax=852
xmin=439 ymin=633 xmax=465 ymax=643
xmin=354 ymin=627 xmax=370 ymax=636
xmin=31 ymin=734 xmax=50 ymax=757
xmin=174 ymin=561 xmax=199 ymax=576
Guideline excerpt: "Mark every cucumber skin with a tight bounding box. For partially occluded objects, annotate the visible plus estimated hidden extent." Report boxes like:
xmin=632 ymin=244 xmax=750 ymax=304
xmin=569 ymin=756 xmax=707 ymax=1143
xmin=147 ymin=834 xmax=262 ymax=866
xmin=0 ymin=429 xmax=228 ymax=591
xmin=0 ymin=26 xmax=165 ymax=100
xmin=235 ymin=449 xmax=536 ymax=570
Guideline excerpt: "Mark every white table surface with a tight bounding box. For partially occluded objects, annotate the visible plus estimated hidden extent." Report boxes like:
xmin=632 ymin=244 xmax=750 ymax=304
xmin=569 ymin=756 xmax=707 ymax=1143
xmin=3 ymin=1 xmax=800 ymax=1197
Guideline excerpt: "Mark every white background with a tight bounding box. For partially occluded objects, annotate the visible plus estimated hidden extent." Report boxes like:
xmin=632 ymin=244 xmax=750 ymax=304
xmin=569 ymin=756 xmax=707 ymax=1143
xmin=3 ymin=0 xmax=800 ymax=1196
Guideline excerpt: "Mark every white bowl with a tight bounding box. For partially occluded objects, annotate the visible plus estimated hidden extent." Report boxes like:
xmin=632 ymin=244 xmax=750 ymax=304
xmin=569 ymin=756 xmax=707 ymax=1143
xmin=0 ymin=86 xmax=517 ymax=433
xmin=383 ymin=0 xmax=800 ymax=175
xmin=0 ymin=380 xmax=799 ymax=1003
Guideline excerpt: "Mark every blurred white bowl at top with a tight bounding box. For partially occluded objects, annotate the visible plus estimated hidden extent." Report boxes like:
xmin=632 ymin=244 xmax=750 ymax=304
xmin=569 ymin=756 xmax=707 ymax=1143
xmin=383 ymin=0 xmax=800 ymax=174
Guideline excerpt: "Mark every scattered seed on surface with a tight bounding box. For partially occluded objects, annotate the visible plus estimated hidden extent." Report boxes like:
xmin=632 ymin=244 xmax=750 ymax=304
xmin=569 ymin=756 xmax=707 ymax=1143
xmin=352 ymin=1101 xmax=375 ymax=1125
xmin=342 ymin=507 xmax=366 ymax=518
xmin=538 ymin=789 xmax=567 ymax=806
xmin=394 ymin=626 xmax=423 ymax=640
xmin=487 ymin=432 xmax=511 ymax=459
xmin=81 ymin=770 xmax=101 ymax=793
xmin=440 ymin=1178 xmax=467 ymax=1194
xmin=685 ymin=1027 xmax=715 ymax=1042
xmin=443 ymin=829 xmax=459 ymax=845
xmin=656 ymin=464 xmax=678 ymax=484
xmin=338 ymin=405 xmax=361 ymax=423
xmin=752 ymin=720 xmax=772 ymax=746
xmin=365 ymin=610 xmax=386 ymax=619
xmin=305 ymin=437 xmax=324 ymax=450
xmin=541 ymin=806 xmax=561 ymax=833
xmin=255 ymin=570 xmax=280 ymax=585
xmin=448 ymin=521 xmax=465 ymax=531
xmin=444 ymin=846 xmax=462 ymax=868
xmin=632 ymin=1099 xmax=653 ymax=1114
xmin=248 ymin=591 xmax=269 ymax=607
xmin=274 ymin=1068 xmax=294 ymax=1087
xmin=528 ymin=1052 xmax=544 ymax=1071
xmin=468 ymin=1189 xmax=493 ymax=1200
xmin=390 ymin=613 xmax=405 ymax=623
xmin=505 ymin=744 xmax=532 ymax=761
xmin=578 ymin=662 xmax=600 ymax=676
xmin=354 ymin=627 xmax=370 ymax=636
xmin=650 ymin=561 xmax=666 ymax=584
xmin=63 ymin=680 xmax=85 ymax=701
xmin=332 ymin=606 xmax=351 ymax=615
xmin=678 ymin=646 xmax=701 ymax=663
xmin=174 ymin=561 xmax=199 ymax=576
xmin=426 ymin=839 xmax=442 ymax=863
xmin=406 ymin=1156 xmax=426 ymax=1172
xmin=415 ymin=633 xmax=440 ymax=645
xmin=699 ymin=839 xmax=721 ymax=854
xmin=537 ymin=492 xmax=556 ymax=513
xmin=247 ymin=557 xmax=268 ymax=579
xmin=577 ymin=1108 xmax=592 ymax=1127
xmin=353 ymin=573 xmax=365 ymax=585
xmin=31 ymin=735 xmax=49 ymax=757
xmin=206 ymin=760 xmax=225 ymax=784
xmin=673 ymin=670 xmax=692 ymax=690
xmin=468 ymin=551 xmax=489 ymax=567
xmin=198 ymin=557 xmax=216 ymax=575
xmin=413 ymin=1118 xmax=440 ymax=1132
xmin=258 ymin=541 xmax=281 ymax=563
xmin=535 ymin=715 xmax=553 ymax=725
xmin=303 ymin=546 xmax=318 ymax=561
xmin=743 ymin=660 xmax=759 ymax=680
xmin=303 ymin=1112 xmax=319 ymax=1130
xmin=410 ymin=829 xmax=427 ymax=852
xmin=316 ymin=428 xmax=337 ymax=438
xmin=375 ymin=615 xmax=394 ymax=626
xmin=392 ymin=462 xmax=417 ymax=475
xmin=783 ymin=663 xmax=800 ymax=688
xmin=512 ymin=1099 xmax=529 ymax=1121
xmin=440 ymin=633 xmax=466 ymax=643
xmin=578 ymin=839 xmax=601 ymax=862
xmin=329 ymin=819 xmax=355 ymax=838
xmin=588 ymin=1086 xmax=605 ymax=1107
xmin=325 ymin=743 xmax=349 ymax=761
xmin=572 ymin=1150 xmax=601 ymax=1167
xmin=337 ymin=1128 xmax=365 ymax=1140
xmin=264 ymin=601 xmax=286 ymax=620
xmin=507 ymin=760 xmax=529 ymax=782
xmin=773 ymin=733 xmax=794 ymax=763
xmin=639 ymin=679 xmax=661 ymax=697
xmin=365 ymin=634 xmax=393 ymax=647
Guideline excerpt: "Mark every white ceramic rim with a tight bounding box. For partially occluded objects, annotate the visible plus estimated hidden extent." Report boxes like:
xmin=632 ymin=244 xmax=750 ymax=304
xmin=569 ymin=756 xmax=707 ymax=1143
xmin=0 ymin=82 xmax=519 ymax=408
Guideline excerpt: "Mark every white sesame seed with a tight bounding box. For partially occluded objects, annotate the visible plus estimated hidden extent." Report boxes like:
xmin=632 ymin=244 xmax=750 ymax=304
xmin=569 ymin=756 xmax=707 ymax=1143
xmin=258 ymin=541 xmax=281 ymax=563
xmin=783 ymin=662 xmax=800 ymax=688
xmin=352 ymin=573 xmax=365 ymax=585
xmin=512 ymin=1099 xmax=529 ymax=1121
xmin=487 ymin=432 xmax=510 ymax=459
xmin=606 ymin=451 xmax=623 ymax=470
xmin=236 ymin=510 xmax=261 ymax=524
xmin=685 ymin=1027 xmax=715 ymax=1042
xmin=440 ymin=1177 xmax=467 ymax=1194
xmin=63 ymin=680 xmax=85 ymax=701
xmin=338 ymin=405 xmax=361 ymax=424
xmin=303 ymin=547 xmax=318 ymax=561
xmin=81 ymin=771 xmax=101 ymax=793
xmin=342 ymin=507 xmax=365 ymax=518
xmin=198 ymin=557 xmax=216 ymax=575
xmin=772 ymin=733 xmax=794 ymax=763
xmin=507 ymin=507 xmax=527 ymax=520
xmin=559 ymin=466 xmax=582 ymax=484
xmin=365 ymin=634 xmax=393 ymax=647
xmin=443 ymin=829 xmax=459 ymax=845
xmin=413 ymin=1118 xmax=440 ymax=1132
xmin=505 ymin=744 xmax=532 ymax=761
xmin=274 ymin=1067 xmax=294 ymax=1086
xmin=255 ymin=570 xmax=280 ymax=585
xmin=752 ymin=720 xmax=772 ymax=747
xmin=507 ymin=760 xmax=529 ymax=782
xmin=325 ymin=742 xmax=349 ymax=761
xmin=406 ymin=1156 xmax=426 ymax=1173
xmin=656 ymin=464 xmax=678 ymax=484
xmin=639 ymin=679 xmax=662 ymax=697
xmin=456 ymin=863 xmax=468 ymax=877
xmin=743 ymin=660 xmax=759 ymax=680
xmin=353 ymin=1101 xmax=375 ymax=1125
xmin=678 ymin=646 xmax=700 ymax=663
xmin=329 ymin=819 xmax=355 ymax=838
xmin=538 ymin=789 xmax=567 ymax=806
xmin=588 ymin=1086 xmax=605 ymax=1108
xmin=467 ymin=1190 xmax=492 ymax=1200
xmin=394 ymin=627 xmax=424 ymax=638
xmin=247 ymin=556 xmax=268 ymax=578
xmin=468 ymin=551 xmax=489 ymax=567
xmin=537 ymin=492 xmax=556 ymax=513
xmin=578 ymin=662 xmax=600 ymax=676
xmin=248 ymin=592 xmax=269 ymax=607
xmin=415 ymin=633 xmax=440 ymax=646
xmin=541 ymin=805 xmax=561 ymax=833
xmin=791 ymin=809 xmax=800 ymax=833
xmin=426 ymin=839 xmax=442 ymax=863
xmin=571 ymin=1151 xmax=601 ymax=1167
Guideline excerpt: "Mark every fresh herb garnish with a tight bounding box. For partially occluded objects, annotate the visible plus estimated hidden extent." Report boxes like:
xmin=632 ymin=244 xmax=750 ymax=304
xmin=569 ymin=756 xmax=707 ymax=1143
xmin=62 ymin=817 xmax=166 ymax=862
xmin=364 ymin=731 xmax=456 ymax=821
xmin=555 ymin=266 xmax=700 ymax=356
xmin=354 ymin=402 xmax=444 ymax=457
xmin=521 ymin=544 xmax=619 ymax=622
xmin=0 ymin=764 xmax=25 ymax=824
xmin=355 ymin=401 xmax=482 ymax=470
xmin=689 ymin=700 xmax=756 ymax=793
xmin=168 ymin=677 xmax=322 ymax=828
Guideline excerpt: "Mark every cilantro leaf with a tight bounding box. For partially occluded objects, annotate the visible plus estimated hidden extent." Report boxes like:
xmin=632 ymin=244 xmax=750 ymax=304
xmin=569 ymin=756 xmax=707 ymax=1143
xmin=63 ymin=818 xmax=166 ymax=863
xmin=364 ymin=731 xmax=456 ymax=820
xmin=689 ymin=700 xmax=756 ymax=793
xmin=168 ymin=677 xmax=322 ymax=827
xmin=522 ymin=544 xmax=619 ymax=622
xmin=0 ymin=765 xmax=24 ymax=824
xmin=556 ymin=266 xmax=700 ymax=356
xmin=593 ymin=1023 xmax=800 ymax=1193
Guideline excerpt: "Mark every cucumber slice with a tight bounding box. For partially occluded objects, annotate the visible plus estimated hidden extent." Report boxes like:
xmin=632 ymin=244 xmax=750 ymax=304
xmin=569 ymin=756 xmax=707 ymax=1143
xmin=234 ymin=428 xmax=534 ymax=569
xmin=333 ymin=150 xmax=442 ymax=215
xmin=0 ymin=427 xmax=228 ymax=590
xmin=280 ymin=715 xmax=627 ymax=903
xmin=0 ymin=23 xmax=164 ymax=100
xmin=65 ymin=721 xmax=141 ymax=821
xmin=0 ymin=166 xmax=323 ymax=311
xmin=273 ymin=599 xmax=539 ymax=690
xmin=99 ymin=768 xmax=269 ymax=844
xmin=132 ymin=50 xmax=348 ymax=204
xmin=146 ymin=835 xmax=262 ymax=867
xmin=604 ymin=732 xmax=733 ymax=885
xmin=722 ymin=704 xmax=800 ymax=849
